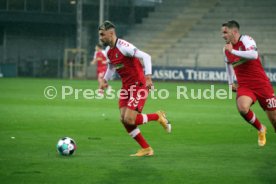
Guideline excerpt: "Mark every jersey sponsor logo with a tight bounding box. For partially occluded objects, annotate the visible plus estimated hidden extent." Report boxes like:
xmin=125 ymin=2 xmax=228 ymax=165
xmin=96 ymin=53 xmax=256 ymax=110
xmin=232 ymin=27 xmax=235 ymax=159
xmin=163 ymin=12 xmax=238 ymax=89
xmin=115 ymin=63 xmax=124 ymax=70
xmin=232 ymin=58 xmax=248 ymax=67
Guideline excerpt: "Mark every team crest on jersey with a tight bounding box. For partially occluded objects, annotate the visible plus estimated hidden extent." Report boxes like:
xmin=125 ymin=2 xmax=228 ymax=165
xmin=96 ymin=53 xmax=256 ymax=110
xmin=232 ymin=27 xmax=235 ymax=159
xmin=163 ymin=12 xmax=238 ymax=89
xmin=115 ymin=53 xmax=119 ymax=58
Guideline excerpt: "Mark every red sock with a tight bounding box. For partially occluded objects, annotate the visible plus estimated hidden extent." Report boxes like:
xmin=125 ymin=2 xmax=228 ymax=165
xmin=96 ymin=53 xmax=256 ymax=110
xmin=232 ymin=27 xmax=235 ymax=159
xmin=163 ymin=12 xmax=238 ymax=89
xmin=147 ymin=113 xmax=159 ymax=121
xmin=241 ymin=109 xmax=262 ymax=131
xmin=134 ymin=133 xmax=149 ymax=148
xmin=123 ymin=124 xmax=149 ymax=148
xmin=135 ymin=113 xmax=159 ymax=125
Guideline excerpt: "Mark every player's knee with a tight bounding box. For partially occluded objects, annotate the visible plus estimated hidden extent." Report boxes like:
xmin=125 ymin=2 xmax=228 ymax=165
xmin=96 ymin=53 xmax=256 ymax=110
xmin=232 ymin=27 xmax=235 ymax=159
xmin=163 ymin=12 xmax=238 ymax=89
xmin=239 ymin=110 xmax=248 ymax=116
xmin=236 ymin=98 xmax=252 ymax=115
xmin=237 ymin=105 xmax=250 ymax=115
xmin=123 ymin=116 xmax=135 ymax=125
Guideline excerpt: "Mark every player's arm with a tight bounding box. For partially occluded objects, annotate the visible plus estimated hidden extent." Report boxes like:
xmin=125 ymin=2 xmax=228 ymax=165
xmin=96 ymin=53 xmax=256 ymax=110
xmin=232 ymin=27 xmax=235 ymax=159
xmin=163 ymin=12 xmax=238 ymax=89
xmin=101 ymin=50 xmax=108 ymax=64
xmin=100 ymin=63 xmax=115 ymax=89
xmin=118 ymin=40 xmax=153 ymax=89
xmin=134 ymin=49 xmax=153 ymax=89
xmin=91 ymin=57 xmax=103 ymax=65
xmin=231 ymin=49 xmax=258 ymax=60
xmin=103 ymin=63 xmax=115 ymax=81
xmin=91 ymin=59 xmax=96 ymax=64
xmin=225 ymin=36 xmax=258 ymax=60
xmin=91 ymin=51 xmax=97 ymax=64
xmin=101 ymin=59 xmax=108 ymax=65
xmin=224 ymin=50 xmax=237 ymax=92
xmin=225 ymin=63 xmax=237 ymax=91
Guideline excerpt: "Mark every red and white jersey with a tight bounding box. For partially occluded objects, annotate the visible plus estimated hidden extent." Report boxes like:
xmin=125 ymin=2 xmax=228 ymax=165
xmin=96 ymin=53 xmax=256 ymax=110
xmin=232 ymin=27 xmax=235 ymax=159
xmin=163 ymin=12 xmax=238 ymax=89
xmin=93 ymin=50 xmax=107 ymax=73
xmin=224 ymin=35 xmax=270 ymax=88
xmin=105 ymin=38 xmax=145 ymax=87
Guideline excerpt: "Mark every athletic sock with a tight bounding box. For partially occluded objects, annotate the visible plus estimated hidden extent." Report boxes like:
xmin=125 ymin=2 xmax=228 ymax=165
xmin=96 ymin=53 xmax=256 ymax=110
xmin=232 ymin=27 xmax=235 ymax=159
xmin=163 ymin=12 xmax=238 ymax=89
xmin=241 ymin=109 xmax=263 ymax=131
xmin=123 ymin=124 xmax=149 ymax=148
xmin=135 ymin=113 xmax=159 ymax=125
xmin=134 ymin=133 xmax=150 ymax=149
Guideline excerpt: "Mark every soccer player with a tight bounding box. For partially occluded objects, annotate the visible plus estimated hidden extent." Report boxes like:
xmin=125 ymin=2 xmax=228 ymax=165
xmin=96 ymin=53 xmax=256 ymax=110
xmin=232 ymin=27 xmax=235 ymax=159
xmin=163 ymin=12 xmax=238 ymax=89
xmin=221 ymin=20 xmax=276 ymax=146
xmin=91 ymin=43 xmax=111 ymax=96
xmin=98 ymin=20 xmax=171 ymax=156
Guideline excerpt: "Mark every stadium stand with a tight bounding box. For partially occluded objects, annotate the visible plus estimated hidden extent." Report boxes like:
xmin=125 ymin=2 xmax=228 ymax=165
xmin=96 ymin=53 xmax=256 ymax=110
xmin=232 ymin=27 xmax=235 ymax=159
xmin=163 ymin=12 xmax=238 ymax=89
xmin=1 ymin=0 xmax=275 ymax=78
xmin=0 ymin=0 xmax=155 ymax=77
xmin=124 ymin=0 xmax=276 ymax=68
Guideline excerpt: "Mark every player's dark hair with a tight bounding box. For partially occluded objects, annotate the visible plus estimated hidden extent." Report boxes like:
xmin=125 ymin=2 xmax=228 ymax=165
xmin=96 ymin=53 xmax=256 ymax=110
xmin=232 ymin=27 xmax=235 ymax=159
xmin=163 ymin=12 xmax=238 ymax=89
xmin=98 ymin=20 xmax=116 ymax=31
xmin=222 ymin=20 xmax=240 ymax=29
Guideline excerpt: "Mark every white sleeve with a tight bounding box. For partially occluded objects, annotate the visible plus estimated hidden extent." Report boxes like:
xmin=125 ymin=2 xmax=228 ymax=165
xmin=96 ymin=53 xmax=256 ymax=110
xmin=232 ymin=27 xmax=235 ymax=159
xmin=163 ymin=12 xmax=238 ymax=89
xmin=116 ymin=39 xmax=136 ymax=57
xmin=101 ymin=50 xmax=107 ymax=58
xmin=231 ymin=35 xmax=258 ymax=60
xmin=103 ymin=63 xmax=115 ymax=81
xmin=231 ymin=49 xmax=258 ymax=60
xmin=225 ymin=63 xmax=234 ymax=85
xmin=223 ymin=48 xmax=228 ymax=63
xmin=134 ymin=50 xmax=152 ymax=75
xmin=117 ymin=39 xmax=152 ymax=75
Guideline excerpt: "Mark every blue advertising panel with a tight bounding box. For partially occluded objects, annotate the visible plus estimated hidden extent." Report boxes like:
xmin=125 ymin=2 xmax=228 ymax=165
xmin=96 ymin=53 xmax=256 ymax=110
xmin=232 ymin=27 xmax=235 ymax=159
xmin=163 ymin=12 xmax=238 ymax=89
xmin=152 ymin=66 xmax=276 ymax=83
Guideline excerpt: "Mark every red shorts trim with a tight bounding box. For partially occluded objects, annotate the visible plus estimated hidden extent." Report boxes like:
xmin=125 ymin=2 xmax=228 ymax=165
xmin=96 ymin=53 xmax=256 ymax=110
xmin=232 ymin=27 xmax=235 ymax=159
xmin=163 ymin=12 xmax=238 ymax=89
xmin=119 ymin=84 xmax=149 ymax=113
xmin=237 ymin=86 xmax=276 ymax=111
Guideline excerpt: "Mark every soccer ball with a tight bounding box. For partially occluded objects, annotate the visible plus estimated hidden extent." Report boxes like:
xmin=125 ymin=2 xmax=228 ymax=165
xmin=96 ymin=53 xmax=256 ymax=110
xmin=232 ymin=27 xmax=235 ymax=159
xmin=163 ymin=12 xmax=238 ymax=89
xmin=56 ymin=137 xmax=77 ymax=156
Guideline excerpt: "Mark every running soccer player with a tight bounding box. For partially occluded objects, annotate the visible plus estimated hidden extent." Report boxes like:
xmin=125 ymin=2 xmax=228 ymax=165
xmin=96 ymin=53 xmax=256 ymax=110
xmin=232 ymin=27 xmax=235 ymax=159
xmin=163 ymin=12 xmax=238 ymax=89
xmin=91 ymin=43 xmax=111 ymax=96
xmin=222 ymin=20 xmax=276 ymax=146
xmin=98 ymin=20 xmax=171 ymax=156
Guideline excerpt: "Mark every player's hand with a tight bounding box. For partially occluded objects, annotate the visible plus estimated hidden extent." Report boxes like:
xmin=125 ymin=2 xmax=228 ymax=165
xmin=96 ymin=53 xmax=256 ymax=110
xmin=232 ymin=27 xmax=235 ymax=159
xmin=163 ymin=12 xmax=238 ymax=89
xmin=224 ymin=43 xmax=233 ymax=52
xmin=145 ymin=75 xmax=154 ymax=90
xmin=91 ymin=59 xmax=96 ymax=65
xmin=230 ymin=83 xmax=237 ymax=92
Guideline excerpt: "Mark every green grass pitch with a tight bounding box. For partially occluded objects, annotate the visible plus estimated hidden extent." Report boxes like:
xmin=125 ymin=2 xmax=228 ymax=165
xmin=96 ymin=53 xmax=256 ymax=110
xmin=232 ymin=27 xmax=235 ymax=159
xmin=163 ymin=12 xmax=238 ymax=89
xmin=0 ymin=78 xmax=276 ymax=184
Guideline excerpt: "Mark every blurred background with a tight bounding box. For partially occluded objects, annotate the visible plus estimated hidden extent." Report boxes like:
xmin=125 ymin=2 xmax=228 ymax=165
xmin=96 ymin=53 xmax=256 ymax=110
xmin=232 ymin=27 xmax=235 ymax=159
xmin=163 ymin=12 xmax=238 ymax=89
xmin=0 ymin=0 xmax=275 ymax=81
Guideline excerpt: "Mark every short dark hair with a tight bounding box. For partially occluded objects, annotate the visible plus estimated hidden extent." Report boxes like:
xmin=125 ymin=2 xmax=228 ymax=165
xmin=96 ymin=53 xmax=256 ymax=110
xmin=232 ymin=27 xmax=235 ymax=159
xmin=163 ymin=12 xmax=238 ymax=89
xmin=222 ymin=20 xmax=240 ymax=29
xmin=98 ymin=20 xmax=116 ymax=31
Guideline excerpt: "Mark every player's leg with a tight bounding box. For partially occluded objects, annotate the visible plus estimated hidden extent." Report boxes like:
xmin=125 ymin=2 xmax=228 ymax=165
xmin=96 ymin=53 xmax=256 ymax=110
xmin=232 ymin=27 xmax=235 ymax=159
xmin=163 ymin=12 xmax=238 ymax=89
xmin=266 ymin=110 xmax=276 ymax=132
xmin=123 ymin=108 xmax=171 ymax=132
xmin=120 ymin=107 xmax=153 ymax=156
xmin=123 ymin=85 xmax=171 ymax=132
xmin=254 ymin=89 xmax=276 ymax=145
xmin=237 ymin=95 xmax=264 ymax=131
xmin=237 ymin=95 xmax=266 ymax=146
xmin=262 ymin=95 xmax=276 ymax=132
xmin=123 ymin=107 xmax=157 ymax=124
xmin=97 ymin=72 xmax=105 ymax=95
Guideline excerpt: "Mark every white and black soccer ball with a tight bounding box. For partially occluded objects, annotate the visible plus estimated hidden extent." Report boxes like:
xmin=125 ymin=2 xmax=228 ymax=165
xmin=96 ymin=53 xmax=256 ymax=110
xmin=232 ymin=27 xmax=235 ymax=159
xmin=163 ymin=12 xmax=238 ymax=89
xmin=56 ymin=137 xmax=77 ymax=156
